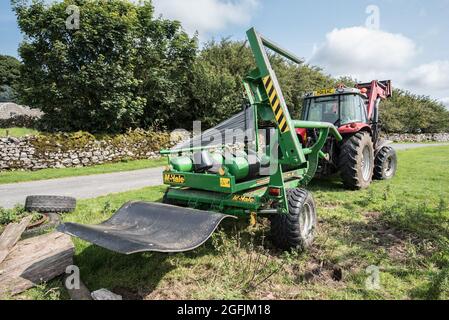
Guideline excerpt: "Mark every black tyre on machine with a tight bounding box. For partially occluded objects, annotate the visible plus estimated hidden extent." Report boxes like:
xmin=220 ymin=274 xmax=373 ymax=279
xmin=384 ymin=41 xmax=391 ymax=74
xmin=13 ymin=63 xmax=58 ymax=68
xmin=270 ymin=188 xmax=317 ymax=251
xmin=373 ymin=146 xmax=397 ymax=180
xmin=338 ymin=132 xmax=374 ymax=190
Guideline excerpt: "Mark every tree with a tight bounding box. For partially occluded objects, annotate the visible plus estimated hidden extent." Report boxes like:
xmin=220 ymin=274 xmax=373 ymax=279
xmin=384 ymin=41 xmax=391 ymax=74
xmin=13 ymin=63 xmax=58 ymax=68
xmin=12 ymin=0 xmax=197 ymax=133
xmin=381 ymin=89 xmax=449 ymax=133
xmin=0 ymin=55 xmax=21 ymax=102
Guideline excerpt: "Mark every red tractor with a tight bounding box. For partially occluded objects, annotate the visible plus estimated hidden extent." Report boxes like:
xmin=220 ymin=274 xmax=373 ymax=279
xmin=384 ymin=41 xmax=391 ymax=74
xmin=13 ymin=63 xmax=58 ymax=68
xmin=298 ymin=80 xmax=397 ymax=189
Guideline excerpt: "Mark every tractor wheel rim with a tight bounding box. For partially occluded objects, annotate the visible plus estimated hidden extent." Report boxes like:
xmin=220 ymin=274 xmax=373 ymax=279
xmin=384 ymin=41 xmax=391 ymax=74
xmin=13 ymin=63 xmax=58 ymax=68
xmin=384 ymin=155 xmax=395 ymax=177
xmin=300 ymin=203 xmax=313 ymax=238
xmin=361 ymin=146 xmax=372 ymax=181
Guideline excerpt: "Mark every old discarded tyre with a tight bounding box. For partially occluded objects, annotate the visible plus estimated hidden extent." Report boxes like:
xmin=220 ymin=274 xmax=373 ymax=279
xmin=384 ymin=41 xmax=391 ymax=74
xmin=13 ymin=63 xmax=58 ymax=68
xmin=338 ymin=132 xmax=374 ymax=190
xmin=270 ymin=188 xmax=317 ymax=251
xmin=374 ymin=146 xmax=397 ymax=180
xmin=25 ymin=195 xmax=76 ymax=213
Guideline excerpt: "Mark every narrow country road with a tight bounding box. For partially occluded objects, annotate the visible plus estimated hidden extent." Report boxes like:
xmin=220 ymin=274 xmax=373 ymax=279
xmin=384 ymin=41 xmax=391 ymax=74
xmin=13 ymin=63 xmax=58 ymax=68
xmin=0 ymin=143 xmax=448 ymax=209
xmin=0 ymin=167 xmax=164 ymax=209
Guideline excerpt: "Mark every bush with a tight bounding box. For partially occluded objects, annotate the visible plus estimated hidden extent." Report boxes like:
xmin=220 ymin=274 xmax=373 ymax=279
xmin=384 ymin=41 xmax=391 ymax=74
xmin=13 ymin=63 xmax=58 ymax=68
xmin=0 ymin=206 xmax=41 ymax=227
xmin=0 ymin=114 xmax=39 ymax=128
xmin=13 ymin=0 xmax=197 ymax=133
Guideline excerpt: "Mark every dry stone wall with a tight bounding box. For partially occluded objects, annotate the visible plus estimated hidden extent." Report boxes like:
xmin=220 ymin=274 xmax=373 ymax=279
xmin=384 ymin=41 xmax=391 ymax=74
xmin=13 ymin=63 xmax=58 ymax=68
xmin=0 ymin=130 xmax=177 ymax=171
xmin=1 ymin=131 xmax=448 ymax=171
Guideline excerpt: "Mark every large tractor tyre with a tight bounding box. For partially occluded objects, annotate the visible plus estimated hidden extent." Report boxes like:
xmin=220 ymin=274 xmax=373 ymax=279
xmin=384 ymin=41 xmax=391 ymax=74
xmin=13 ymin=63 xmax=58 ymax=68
xmin=374 ymin=146 xmax=397 ymax=180
xmin=270 ymin=188 xmax=317 ymax=251
xmin=338 ymin=132 xmax=375 ymax=190
xmin=25 ymin=195 xmax=76 ymax=213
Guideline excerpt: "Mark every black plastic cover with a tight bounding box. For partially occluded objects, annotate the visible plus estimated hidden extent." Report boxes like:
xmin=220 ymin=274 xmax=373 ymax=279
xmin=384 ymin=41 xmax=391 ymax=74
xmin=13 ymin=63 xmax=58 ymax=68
xmin=57 ymin=201 xmax=234 ymax=254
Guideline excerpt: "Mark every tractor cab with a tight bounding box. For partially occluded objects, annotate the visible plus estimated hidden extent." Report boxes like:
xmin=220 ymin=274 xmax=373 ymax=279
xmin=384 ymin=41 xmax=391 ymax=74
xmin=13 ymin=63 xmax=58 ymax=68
xmin=302 ymin=88 xmax=368 ymax=128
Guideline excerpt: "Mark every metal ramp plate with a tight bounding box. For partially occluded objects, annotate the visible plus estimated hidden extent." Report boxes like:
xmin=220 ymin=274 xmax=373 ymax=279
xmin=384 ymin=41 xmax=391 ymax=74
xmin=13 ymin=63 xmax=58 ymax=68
xmin=57 ymin=201 xmax=235 ymax=254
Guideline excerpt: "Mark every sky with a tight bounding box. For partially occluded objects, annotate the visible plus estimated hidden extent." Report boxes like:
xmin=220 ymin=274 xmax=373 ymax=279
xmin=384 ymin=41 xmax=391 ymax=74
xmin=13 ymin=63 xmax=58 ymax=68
xmin=1 ymin=0 xmax=448 ymax=107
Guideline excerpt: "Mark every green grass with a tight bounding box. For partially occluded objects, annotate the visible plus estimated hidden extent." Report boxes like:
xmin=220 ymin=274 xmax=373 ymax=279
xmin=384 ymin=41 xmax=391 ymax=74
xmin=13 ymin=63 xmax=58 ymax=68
xmin=12 ymin=146 xmax=449 ymax=300
xmin=0 ymin=127 xmax=39 ymax=137
xmin=0 ymin=158 xmax=167 ymax=184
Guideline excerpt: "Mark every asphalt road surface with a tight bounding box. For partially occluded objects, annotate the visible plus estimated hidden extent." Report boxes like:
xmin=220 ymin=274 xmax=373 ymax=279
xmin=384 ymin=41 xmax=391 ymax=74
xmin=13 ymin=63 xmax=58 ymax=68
xmin=0 ymin=143 xmax=448 ymax=209
xmin=0 ymin=167 xmax=164 ymax=209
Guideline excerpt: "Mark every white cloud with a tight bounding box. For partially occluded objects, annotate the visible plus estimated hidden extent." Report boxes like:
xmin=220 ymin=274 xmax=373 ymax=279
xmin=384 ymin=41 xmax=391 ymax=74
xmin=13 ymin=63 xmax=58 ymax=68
xmin=310 ymin=27 xmax=417 ymax=81
xmin=405 ymin=60 xmax=449 ymax=91
xmin=152 ymin=0 xmax=258 ymax=36
xmin=308 ymin=26 xmax=449 ymax=103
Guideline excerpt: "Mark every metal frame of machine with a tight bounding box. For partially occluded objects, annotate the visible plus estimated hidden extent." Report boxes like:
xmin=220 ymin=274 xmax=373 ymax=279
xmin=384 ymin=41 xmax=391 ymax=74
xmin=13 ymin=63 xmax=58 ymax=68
xmin=161 ymin=28 xmax=342 ymax=217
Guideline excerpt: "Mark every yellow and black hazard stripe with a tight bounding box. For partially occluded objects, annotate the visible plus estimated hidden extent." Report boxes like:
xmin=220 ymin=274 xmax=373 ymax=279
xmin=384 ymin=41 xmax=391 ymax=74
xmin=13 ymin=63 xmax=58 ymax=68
xmin=262 ymin=76 xmax=290 ymax=134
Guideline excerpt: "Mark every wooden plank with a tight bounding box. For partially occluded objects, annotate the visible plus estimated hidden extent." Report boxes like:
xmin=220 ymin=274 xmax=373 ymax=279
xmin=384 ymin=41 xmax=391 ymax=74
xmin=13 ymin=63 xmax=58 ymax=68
xmin=0 ymin=216 xmax=32 ymax=264
xmin=0 ymin=232 xmax=74 ymax=296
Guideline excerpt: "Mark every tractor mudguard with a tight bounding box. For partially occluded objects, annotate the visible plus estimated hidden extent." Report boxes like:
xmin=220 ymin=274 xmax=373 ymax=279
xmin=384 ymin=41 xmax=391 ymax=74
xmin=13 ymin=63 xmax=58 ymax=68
xmin=57 ymin=201 xmax=235 ymax=254
xmin=375 ymin=139 xmax=393 ymax=155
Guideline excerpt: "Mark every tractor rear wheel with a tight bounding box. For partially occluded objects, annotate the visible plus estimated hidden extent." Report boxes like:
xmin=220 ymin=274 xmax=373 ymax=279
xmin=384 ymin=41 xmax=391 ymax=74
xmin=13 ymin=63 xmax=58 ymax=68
xmin=374 ymin=146 xmax=397 ymax=180
xmin=338 ymin=132 xmax=374 ymax=190
xmin=270 ymin=188 xmax=317 ymax=251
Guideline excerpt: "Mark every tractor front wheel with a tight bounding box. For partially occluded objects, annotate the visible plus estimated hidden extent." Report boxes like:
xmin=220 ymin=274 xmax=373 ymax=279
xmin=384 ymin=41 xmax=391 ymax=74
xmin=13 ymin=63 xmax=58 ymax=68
xmin=339 ymin=132 xmax=374 ymax=189
xmin=270 ymin=188 xmax=317 ymax=251
xmin=374 ymin=146 xmax=397 ymax=180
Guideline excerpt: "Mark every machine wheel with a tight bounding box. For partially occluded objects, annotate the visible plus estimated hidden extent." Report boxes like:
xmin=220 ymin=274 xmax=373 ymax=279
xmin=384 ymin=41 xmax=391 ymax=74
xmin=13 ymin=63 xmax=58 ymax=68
xmin=25 ymin=195 xmax=76 ymax=213
xmin=374 ymin=146 xmax=397 ymax=180
xmin=338 ymin=132 xmax=374 ymax=190
xmin=270 ymin=188 xmax=317 ymax=251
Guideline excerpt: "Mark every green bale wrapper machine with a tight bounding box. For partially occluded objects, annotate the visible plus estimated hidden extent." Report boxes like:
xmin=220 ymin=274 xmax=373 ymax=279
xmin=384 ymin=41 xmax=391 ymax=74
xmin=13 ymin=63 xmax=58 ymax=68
xmin=58 ymin=28 xmax=342 ymax=254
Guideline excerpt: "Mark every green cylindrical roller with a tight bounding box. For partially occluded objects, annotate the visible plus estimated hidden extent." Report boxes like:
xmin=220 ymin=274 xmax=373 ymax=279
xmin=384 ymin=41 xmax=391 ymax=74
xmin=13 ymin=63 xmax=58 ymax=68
xmin=170 ymin=156 xmax=193 ymax=172
xmin=226 ymin=157 xmax=249 ymax=181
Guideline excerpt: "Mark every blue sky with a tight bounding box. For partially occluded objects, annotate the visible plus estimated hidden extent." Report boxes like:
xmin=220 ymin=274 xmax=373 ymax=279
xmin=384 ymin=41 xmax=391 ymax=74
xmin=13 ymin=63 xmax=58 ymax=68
xmin=1 ymin=0 xmax=449 ymax=105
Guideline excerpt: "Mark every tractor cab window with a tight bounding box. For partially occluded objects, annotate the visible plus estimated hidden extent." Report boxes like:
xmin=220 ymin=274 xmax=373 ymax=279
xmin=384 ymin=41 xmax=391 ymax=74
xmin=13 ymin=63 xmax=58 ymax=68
xmin=304 ymin=96 xmax=339 ymax=125
xmin=340 ymin=95 xmax=367 ymax=125
xmin=304 ymin=94 xmax=368 ymax=125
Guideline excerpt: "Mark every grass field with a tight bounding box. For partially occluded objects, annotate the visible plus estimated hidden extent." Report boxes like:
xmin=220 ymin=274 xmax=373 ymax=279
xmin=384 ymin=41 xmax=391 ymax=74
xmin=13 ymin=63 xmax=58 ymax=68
xmin=13 ymin=146 xmax=449 ymax=300
xmin=0 ymin=127 xmax=39 ymax=137
xmin=0 ymin=158 xmax=167 ymax=185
